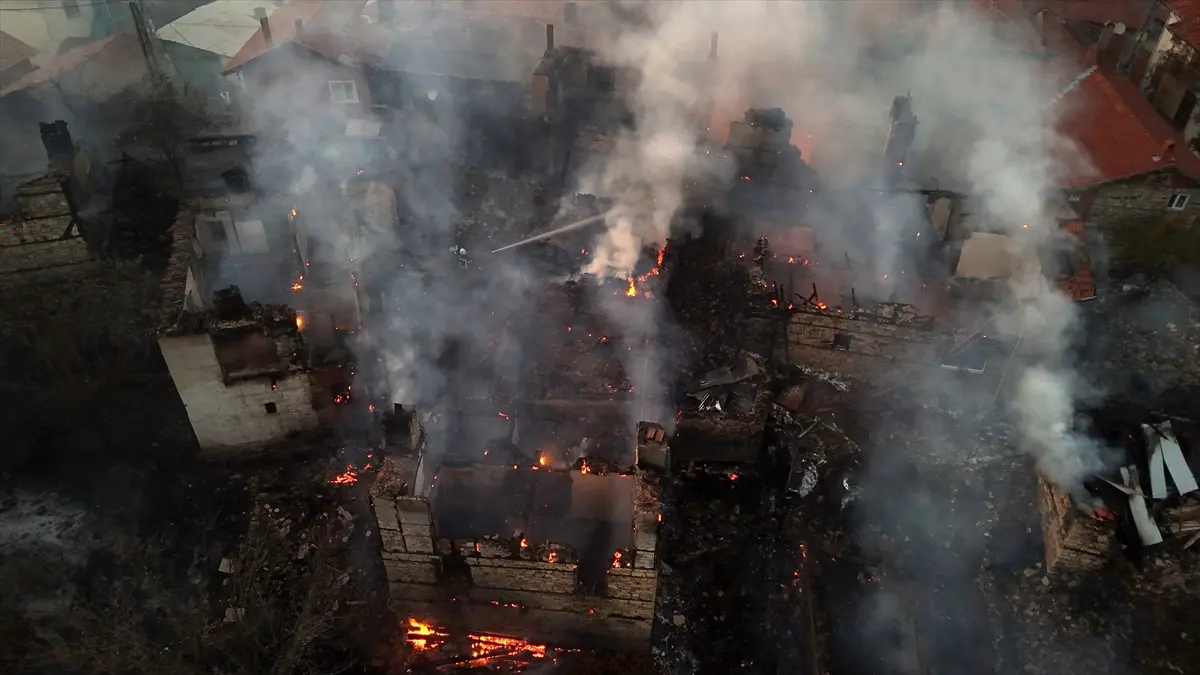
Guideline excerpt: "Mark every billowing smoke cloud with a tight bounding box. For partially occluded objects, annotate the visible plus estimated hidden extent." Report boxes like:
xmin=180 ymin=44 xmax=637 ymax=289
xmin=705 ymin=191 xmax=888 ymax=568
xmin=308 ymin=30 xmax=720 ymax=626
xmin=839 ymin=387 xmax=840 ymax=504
xmin=574 ymin=0 xmax=1106 ymax=488
xmin=241 ymin=1 xmax=553 ymax=451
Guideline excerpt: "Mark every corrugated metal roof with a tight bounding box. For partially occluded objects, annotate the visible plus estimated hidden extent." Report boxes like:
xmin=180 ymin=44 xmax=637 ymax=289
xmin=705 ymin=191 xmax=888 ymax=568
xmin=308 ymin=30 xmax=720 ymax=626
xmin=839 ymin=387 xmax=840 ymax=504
xmin=157 ymin=0 xmax=280 ymax=58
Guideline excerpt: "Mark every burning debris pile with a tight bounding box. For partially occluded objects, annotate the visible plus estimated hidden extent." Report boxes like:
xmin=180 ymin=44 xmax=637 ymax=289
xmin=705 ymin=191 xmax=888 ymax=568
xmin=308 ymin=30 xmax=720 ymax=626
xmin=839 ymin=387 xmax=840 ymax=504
xmin=402 ymin=617 xmax=553 ymax=671
xmin=1040 ymin=418 xmax=1200 ymax=573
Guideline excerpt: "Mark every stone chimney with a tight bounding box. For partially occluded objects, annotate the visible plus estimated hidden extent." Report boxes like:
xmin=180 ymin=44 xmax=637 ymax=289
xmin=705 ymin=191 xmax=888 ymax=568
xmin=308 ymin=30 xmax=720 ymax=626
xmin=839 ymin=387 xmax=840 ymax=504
xmin=1097 ymin=22 xmax=1117 ymax=52
xmin=710 ymin=32 xmax=718 ymax=59
xmin=546 ymin=23 xmax=555 ymax=52
xmin=254 ymin=7 xmax=272 ymax=47
xmin=39 ymin=120 xmax=74 ymax=170
xmin=378 ymin=0 xmax=396 ymax=22
xmin=884 ymin=94 xmax=918 ymax=166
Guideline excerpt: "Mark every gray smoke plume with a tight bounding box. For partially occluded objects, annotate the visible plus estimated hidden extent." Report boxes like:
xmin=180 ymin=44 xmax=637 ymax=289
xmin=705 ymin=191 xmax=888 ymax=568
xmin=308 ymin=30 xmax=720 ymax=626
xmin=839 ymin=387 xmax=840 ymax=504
xmin=241 ymin=2 xmax=552 ymax=449
xmin=574 ymin=0 xmax=1106 ymax=489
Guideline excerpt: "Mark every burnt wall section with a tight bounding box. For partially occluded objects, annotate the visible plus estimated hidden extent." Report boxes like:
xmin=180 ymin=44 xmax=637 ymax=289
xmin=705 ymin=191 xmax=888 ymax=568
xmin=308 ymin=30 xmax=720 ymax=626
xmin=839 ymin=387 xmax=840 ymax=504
xmin=779 ymin=304 xmax=945 ymax=380
xmin=372 ymin=477 xmax=659 ymax=649
xmin=673 ymin=376 xmax=773 ymax=464
xmin=1037 ymin=476 xmax=1116 ymax=572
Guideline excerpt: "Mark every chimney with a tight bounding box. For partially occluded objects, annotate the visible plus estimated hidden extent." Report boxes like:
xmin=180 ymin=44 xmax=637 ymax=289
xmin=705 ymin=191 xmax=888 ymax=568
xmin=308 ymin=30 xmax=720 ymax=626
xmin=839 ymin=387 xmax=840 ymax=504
xmin=546 ymin=23 xmax=555 ymax=52
xmin=39 ymin=120 xmax=75 ymax=170
xmin=1097 ymin=22 xmax=1116 ymax=52
xmin=378 ymin=0 xmax=396 ymax=22
xmin=254 ymin=7 xmax=272 ymax=47
xmin=710 ymin=32 xmax=718 ymax=59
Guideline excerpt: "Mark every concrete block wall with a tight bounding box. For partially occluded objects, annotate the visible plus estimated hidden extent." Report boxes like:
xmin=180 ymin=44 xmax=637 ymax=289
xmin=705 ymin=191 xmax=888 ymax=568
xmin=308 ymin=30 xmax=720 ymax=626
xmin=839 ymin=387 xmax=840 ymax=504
xmin=158 ymin=334 xmax=319 ymax=451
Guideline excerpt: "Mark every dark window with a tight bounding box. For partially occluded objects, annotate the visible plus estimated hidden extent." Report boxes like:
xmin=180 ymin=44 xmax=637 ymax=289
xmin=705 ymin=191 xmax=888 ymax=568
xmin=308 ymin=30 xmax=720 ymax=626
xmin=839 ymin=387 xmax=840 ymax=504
xmin=1172 ymin=89 xmax=1198 ymax=130
xmin=590 ymin=66 xmax=616 ymax=93
xmin=832 ymin=332 xmax=852 ymax=351
xmin=207 ymin=220 xmax=228 ymax=243
xmin=264 ymin=402 xmax=278 ymax=414
xmin=1167 ymin=193 xmax=1190 ymax=210
xmin=62 ymin=1 xmax=81 ymax=18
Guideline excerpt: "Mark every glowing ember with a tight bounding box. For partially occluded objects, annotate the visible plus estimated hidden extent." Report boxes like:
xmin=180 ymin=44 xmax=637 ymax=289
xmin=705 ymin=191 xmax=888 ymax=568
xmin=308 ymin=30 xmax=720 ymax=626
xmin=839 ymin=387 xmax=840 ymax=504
xmin=580 ymin=460 xmax=591 ymax=474
xmin=498 ymin=412 xmax=510 ymax=419
xmin=329 ymin=465 xmax=358 ymax=485
xmin=291 ymin=281 xmax=303 ymax=291
xmin=625 ymin=277 xmax=637 ymax=297
xmin=656 ymin=247 xmax=665 ymax=267
xmin=611 ymin=551 xmax=622 ymax=568
xmin=1091 ymin=507 xmax=1118 ymax=522
xmin=816 ymin=302 xmax=827 ymax=310
xmin=728 ymin=471 xmax=739 ymax=481
xmin=547 ymin=550 xmax=559 ymax=563
xmin=520 ymin=538 xmax=528 ymax=549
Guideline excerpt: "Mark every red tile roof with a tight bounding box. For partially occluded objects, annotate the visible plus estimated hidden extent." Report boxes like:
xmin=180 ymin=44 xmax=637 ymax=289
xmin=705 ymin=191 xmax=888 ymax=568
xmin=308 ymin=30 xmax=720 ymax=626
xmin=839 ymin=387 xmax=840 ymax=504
xmin=222 ymin=0 xmax=330 ymax=74
xmin=1044 ymin=15 xmax=1200 ymax=187
xmin=1040 ymin=0 xmax=1155 ymax=27
xmin=1166 ymin=1 xmax=1200 ymax=47
xmin=1058 ymin=218 xmax=1097 ymax=301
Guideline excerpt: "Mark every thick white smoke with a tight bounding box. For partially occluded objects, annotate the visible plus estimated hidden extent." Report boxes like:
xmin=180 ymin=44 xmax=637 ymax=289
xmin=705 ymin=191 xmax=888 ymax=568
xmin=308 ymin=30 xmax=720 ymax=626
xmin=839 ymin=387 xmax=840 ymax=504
xmin=576 ymin=0 xmax=1105 ymax=490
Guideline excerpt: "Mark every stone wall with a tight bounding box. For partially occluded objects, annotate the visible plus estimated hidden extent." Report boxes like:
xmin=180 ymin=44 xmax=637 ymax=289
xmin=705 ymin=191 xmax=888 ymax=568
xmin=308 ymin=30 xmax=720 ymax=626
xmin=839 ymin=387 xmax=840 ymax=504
xmin=1037 ymin=475 xmax=1115 ymax=573
xmin=0 ymin=174 xmax=91 ymax=279
xmin=157 ymin=333 xmax=319 ymax=451
xmin=778 ymin=307 xmax=944 ymax=380
xmin=373 ymin=489 xmax=658 ymax=649
xmin=1085 ymin=169 xmax=1200 ymax=228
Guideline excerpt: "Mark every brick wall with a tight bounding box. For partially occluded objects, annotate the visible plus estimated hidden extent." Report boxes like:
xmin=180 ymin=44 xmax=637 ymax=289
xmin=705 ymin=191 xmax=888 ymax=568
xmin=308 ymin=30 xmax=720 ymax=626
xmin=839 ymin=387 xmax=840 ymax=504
xmin=1036 ymin=475 xmax=1115 ymax=572
xmin=157 ymin=333 xmax=319 ymax=451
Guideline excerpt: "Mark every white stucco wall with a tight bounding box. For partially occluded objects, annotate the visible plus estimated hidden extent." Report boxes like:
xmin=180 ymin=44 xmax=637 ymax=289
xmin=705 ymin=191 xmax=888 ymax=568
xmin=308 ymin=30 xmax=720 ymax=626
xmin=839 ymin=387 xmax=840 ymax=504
xmin=0 ymin=1 xmax=104 ymax=67
xmin=159 ymin=333 xmax=319 ymax=451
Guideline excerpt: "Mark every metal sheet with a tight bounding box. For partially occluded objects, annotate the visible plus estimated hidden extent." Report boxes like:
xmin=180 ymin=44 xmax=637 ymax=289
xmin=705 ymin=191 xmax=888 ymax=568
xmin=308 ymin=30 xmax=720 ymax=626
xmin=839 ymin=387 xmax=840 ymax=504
xmin=1122 ymin=466 xmax=1163 ymax=547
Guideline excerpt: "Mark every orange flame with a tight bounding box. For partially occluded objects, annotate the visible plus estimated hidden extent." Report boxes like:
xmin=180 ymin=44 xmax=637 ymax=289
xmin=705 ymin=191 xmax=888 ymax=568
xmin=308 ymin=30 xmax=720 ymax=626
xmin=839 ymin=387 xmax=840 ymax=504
xmin=625 ymin=277 xmax=637 ymax=297
xmin=295 ymin=314 xmax=305 ymax=331
xmin=520 ymin=538 xmax=528 ymax=549
xmin=329 ymin=465 xmax=358 ymax=485
xmin=538 ymin=453 xmax=548 ymax=467
xmin=406 ymin=618 xmax=447 ymax=652
xmin=291 ymin=281 xmax=303 ymax=291
xmin=580 ymin=461 xmax=590 ymax=474
xmin=547 ymin=550 xmax=559 ymax=563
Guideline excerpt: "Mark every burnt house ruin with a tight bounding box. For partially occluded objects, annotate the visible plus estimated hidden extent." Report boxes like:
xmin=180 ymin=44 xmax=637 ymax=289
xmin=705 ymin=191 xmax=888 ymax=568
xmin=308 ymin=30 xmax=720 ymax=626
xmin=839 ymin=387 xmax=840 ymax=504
xmin=370 ymin=279 xmax=665 ymax=649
